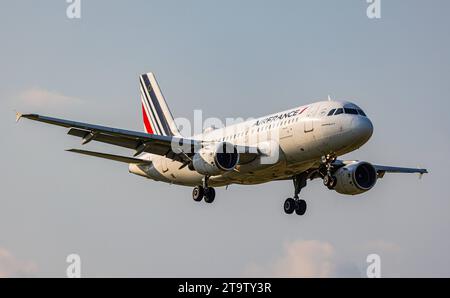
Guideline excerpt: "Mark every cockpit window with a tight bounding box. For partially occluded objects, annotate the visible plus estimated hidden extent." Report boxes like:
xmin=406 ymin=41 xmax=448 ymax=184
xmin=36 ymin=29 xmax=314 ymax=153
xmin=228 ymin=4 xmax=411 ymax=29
xmin=357 ymin=109 xmax=367 ymax=116
xmin=334 ymin=108 xmax=344 ymax=115
xmin=327 ymin=109 xmax=336 ymax=116
xmin=344 ymin=108 xmax=358 ymax=115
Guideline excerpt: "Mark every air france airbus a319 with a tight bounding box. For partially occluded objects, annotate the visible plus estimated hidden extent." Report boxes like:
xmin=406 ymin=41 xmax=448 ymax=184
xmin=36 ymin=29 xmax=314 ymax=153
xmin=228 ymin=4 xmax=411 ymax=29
xmin=17 ymin=72 xmax=428 ymax=216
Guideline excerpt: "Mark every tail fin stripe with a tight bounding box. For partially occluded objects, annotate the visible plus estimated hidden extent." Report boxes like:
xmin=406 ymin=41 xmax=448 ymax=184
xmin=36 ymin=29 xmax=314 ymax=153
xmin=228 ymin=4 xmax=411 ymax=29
xmin=140 ymin=87 xmax=161 ymax=135
xmin=149 ymin=75 xmax=179 ymax=136
xmin=141 ymin=74 xmax=173 ymax=136
xmin=138 ymin=72 xmax=182 ymax=137
xmin=140 ymin=78 xmax=167 ymax=135
xmin=140 ymin=80 xmax=163 ymax=135
xmin=141 ymin=95 xmax=159 ymax=134
xmin=141 ymin=103 xmax=153 ymax=134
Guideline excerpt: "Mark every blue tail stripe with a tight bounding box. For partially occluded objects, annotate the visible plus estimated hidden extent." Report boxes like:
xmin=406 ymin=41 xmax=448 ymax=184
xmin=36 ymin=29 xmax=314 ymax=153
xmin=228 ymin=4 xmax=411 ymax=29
xmin=140 ymin=79 xmax=163 ymax=135
xmin=142 ymin=74 xmax=173 ymax=136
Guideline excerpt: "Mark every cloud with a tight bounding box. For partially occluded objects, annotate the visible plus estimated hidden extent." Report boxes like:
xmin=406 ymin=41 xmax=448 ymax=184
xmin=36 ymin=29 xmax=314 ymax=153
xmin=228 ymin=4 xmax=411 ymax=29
xmin=0 ymin=248 xmax=37 ymax=278
xmin=16 ymin=87 xmax=82 ymax=107
xmin=244 ymin=240 xmax=336 ymax=278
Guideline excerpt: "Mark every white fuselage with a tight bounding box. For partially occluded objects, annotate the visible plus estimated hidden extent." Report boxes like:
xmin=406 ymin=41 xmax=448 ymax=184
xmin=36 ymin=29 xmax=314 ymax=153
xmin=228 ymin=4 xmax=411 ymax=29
xmin=129 ymin=100 xmax=374 ymax=187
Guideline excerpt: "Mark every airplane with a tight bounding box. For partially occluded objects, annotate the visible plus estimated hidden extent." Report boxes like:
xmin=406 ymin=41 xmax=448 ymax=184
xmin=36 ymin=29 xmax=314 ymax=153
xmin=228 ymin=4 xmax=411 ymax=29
xmin=16 ymin=72 xmax=428 ymax=216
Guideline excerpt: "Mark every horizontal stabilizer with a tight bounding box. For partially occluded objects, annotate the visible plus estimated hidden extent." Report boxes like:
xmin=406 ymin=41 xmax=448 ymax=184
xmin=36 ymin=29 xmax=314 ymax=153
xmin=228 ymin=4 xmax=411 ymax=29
xmin=67 ymin=149 xmax=151 ymax=165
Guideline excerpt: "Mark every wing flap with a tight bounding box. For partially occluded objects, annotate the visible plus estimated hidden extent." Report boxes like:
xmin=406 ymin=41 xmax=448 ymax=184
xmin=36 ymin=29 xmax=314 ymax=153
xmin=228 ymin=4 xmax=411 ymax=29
xmin=67 ymin=127 xmax=140 ymax=150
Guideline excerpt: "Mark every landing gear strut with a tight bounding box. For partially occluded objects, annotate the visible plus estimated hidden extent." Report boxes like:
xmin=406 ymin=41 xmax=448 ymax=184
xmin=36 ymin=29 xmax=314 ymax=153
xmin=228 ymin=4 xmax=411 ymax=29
xmin=192 ymin=176 xmax=216 ymax=203
xmin=321 ymin=154 xmax=337 ymax=190
xmin=284 ymin=173 xmax=308 ymax=216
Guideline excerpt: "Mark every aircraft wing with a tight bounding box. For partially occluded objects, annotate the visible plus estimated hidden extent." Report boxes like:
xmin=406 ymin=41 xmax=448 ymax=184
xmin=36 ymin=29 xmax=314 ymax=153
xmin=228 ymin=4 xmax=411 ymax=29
xmin=373 ymin=165 xmax=428 ymax=178
xmin=332 ymin=160 xmax=428 ymax=178
xmin=17 ymin=113 xmax=260 ymax=165
xmin=17 ymin=113 xmax=200 ymax=163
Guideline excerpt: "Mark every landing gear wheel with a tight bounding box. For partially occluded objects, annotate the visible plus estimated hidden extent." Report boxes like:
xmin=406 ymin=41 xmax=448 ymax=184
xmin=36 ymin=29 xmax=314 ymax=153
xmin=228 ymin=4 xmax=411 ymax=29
xmin=295 ymin=199 xmax=307 ymax=216
xmin=192 ymin=186 xmax=204 ymax=202
xmin=284 ymin=198 xmax=296 ymax=214
xmin=285 ymin=173 xmax=309 ymax=216
xmin=204 ymin=187 xmax=216 ymax=203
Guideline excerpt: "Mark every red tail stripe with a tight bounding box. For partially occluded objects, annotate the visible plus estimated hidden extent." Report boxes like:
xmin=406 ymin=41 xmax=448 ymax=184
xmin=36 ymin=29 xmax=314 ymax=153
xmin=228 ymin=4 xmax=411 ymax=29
xmin=142 ymin=103 xmax=153 ymax=134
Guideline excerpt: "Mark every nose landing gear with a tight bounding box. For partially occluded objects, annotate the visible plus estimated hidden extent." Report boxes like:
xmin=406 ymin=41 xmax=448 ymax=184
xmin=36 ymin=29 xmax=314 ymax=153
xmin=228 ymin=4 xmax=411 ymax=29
xmin=321 ymin=154 xmax=337 ymax=190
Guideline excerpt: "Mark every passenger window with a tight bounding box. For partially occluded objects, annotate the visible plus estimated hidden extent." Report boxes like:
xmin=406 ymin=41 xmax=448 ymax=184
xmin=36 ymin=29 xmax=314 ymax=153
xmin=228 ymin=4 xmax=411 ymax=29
xmin=335 ymin=108 xmax=343 ymax=115
xmin=344 ymin=108 xmax=358 ymax=115
xmin=327 ymin=109 xmax=336 ymax=116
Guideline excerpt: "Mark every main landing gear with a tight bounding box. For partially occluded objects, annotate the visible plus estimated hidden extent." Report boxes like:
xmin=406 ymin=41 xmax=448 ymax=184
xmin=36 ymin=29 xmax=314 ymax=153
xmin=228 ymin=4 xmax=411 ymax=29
xmin=284 ymin=173 xmax=308 ymax=216
xmin=192 ymin=176 xmax=216 ymax=203
xmin=322 ymin=154 xmax=337 ymax=190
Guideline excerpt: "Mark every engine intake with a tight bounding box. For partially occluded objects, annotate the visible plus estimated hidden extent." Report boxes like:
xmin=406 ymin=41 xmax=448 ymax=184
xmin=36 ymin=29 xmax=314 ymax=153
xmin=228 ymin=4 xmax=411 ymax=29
xmin=191 ymin=142 xmax=239 ymax=176
xmin=334 ymin=161 xmax=377 ymax=195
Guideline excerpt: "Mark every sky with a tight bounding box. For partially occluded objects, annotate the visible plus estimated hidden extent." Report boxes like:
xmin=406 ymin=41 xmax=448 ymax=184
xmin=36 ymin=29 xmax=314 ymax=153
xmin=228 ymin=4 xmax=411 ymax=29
xmin=0 ymin=0 xmax=449 ymax=277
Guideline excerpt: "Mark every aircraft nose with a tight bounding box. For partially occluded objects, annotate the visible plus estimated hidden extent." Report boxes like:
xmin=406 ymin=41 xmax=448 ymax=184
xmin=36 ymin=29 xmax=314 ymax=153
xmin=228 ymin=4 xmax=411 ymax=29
xmin=351 ymin=116 xmax=373 ymax=145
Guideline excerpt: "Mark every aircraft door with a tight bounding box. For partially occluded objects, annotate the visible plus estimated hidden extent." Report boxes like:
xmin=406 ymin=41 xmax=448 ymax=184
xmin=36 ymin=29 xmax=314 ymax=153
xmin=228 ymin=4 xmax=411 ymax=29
xmin=304 ymin=104 xmax=319 ymax=133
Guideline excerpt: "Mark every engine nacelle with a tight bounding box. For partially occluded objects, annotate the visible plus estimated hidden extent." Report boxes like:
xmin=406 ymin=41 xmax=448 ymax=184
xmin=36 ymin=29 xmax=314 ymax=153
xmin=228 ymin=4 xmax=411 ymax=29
xmin=191 ymin=142 xmax=239 ymax=176
xmin=334 ymin=161 xmax=377 ymax=195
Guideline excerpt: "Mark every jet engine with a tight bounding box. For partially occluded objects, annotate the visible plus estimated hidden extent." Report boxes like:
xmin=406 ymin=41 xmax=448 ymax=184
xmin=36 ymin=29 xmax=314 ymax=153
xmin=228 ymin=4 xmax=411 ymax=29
xmin=333 ymin=161 xmax=377 ymax=195
xmin=191 ymin=142 xmax=239 ymax=176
